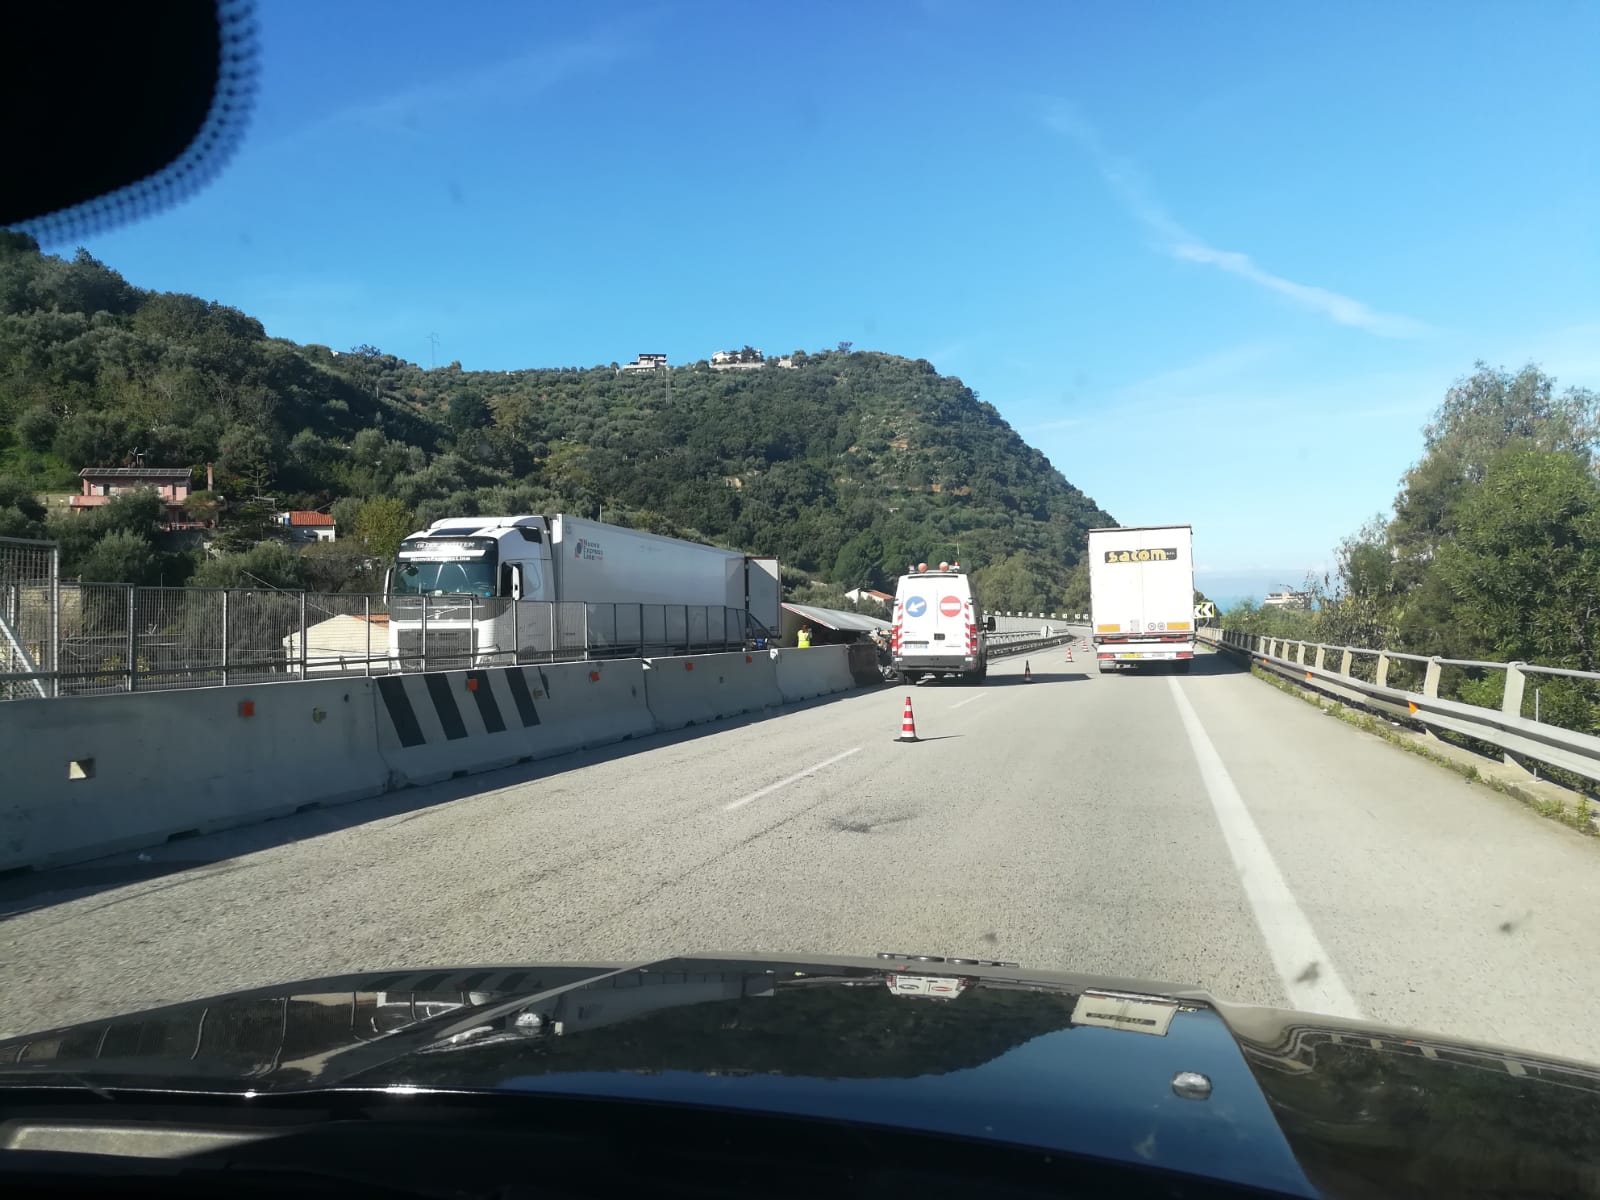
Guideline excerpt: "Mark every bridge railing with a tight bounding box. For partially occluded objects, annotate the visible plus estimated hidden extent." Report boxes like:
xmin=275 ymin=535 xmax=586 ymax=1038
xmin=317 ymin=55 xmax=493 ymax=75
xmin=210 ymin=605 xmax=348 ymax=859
xmin=1202 ymin=628 xmax=1600 ymax=786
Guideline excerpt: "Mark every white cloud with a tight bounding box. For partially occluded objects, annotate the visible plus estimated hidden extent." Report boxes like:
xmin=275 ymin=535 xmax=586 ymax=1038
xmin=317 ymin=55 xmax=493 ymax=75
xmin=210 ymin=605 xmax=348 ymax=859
xmin=1043 ymin=100 xmax=1431 ymax=339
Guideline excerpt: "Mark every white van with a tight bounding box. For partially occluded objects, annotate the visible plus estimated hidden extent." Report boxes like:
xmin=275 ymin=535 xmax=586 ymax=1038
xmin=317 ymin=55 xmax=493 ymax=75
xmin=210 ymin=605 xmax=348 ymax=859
xmin=891 ymin=565 xmax=993 ymax=683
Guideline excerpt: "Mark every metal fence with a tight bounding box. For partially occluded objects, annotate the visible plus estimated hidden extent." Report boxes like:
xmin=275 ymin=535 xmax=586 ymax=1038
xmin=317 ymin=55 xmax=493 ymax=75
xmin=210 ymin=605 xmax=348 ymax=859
xmin=1 ymin=575 xmax=763 ymax=700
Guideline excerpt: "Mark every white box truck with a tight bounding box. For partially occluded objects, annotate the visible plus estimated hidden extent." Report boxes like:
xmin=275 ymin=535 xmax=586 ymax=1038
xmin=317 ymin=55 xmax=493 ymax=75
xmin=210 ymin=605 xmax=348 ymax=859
xmin=387 ymin=514 xmax=780 ymax=668
xmin=1087 ymin=525 xmax=1196 ymax=673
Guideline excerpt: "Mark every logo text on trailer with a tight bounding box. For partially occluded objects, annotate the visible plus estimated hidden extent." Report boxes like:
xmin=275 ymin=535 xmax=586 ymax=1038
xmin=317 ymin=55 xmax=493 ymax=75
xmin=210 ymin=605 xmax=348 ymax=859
xmin=1104 ymin=548 xmax=1177 ymax=564
xmin=572 ymin=538 xmax=604 ymax=562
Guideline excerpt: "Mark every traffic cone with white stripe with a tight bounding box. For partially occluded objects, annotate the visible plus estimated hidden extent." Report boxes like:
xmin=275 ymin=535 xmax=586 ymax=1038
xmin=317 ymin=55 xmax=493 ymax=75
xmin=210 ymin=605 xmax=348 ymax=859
xmin=898 ymin=696 xmax=919 ymax=742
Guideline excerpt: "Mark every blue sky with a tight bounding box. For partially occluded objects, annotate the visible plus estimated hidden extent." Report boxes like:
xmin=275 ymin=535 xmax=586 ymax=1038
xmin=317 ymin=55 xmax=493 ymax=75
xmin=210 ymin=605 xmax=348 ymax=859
xmin=61 ymin=1 xmax=1600 ymax=603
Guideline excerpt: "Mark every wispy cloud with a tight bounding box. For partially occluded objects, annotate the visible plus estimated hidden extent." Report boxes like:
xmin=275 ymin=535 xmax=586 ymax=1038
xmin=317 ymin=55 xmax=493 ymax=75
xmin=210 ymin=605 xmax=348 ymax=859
xmin=1043 ymin=100 xmax=1431 ymax=339
xmin=271 ymin=29 xmax=641 ymax=150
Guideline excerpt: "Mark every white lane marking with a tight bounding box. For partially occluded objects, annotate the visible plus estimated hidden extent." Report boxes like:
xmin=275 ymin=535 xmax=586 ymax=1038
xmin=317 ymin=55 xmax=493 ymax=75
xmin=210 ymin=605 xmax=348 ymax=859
xmin=1166 ymin=677 xmax=1363 ymax=1020
xmin=724 ymin=748 xmax=862 ymax=811
xmin=949 ymin=692 xmax=988 ymax=710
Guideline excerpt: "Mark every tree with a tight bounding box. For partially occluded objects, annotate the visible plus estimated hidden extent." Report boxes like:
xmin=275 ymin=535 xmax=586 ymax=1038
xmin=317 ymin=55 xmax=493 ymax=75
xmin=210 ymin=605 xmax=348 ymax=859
xmin=1433 ymin=445 xmax=1600 ymax=670
xmin=837 ymin=341 xmax=853 ymax=354
xmin=190 ymin=541 xmax=307 ymax=590
xmin=0 ymin=476 xmax=48 ymax=539
xmin=299 ymin=539 xmax=380 ymax=592
xmin=1392 ymin=363 xmax=1598 ymax=582
xmin=832 ymin=530 xmax=885 ymax=590
xmin=447 ymin=389 xmax=490 ymax=437
xmin=13 ymin=405 xmax=58 ymax=452
xmin=75 ymin=529 xmax=155 ymax=583
xmin=183 ymin=489 xmax=223 ymax=525
xmin=353 ymin=496 xmax=414 ymax=561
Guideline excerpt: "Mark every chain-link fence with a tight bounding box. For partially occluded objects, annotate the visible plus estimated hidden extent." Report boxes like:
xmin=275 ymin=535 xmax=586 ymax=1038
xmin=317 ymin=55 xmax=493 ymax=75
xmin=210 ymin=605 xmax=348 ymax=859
xmin=0 ymin=537 xmax=60 ymax=699
xmin=1 ymin=576 xmax=763 ymax=699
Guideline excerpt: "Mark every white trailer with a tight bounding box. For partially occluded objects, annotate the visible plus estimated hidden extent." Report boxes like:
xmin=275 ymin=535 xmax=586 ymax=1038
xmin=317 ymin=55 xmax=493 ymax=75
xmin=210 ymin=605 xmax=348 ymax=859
xmin=386 ymin=514 xmax=779 ymax=668
xmin=1087 ymin=525 xmax=1196 ymax=674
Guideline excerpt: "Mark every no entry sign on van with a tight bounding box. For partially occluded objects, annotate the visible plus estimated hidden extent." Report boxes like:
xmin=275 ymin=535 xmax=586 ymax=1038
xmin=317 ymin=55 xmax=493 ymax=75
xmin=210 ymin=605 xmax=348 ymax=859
xmin=940 ymin=595 xmax=963 ymax=617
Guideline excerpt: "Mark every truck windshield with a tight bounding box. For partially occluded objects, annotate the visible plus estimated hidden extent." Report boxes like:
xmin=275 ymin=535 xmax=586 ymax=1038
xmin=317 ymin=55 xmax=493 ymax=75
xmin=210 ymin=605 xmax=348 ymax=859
xmin=393 ymin=560 xmax=497 ymax=598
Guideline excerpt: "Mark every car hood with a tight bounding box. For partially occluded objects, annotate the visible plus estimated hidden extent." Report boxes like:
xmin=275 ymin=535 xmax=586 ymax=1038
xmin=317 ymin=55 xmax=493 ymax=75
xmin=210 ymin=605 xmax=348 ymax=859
xmin=2 ymin=952 xmax=1598 ymax=1197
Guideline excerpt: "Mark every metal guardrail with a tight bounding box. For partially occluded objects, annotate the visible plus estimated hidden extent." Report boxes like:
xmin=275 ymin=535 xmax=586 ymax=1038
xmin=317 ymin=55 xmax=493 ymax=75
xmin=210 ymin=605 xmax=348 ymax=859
xmin=1202 ymin=629 xmax=1600 ymax=785
xmin=985 ymin=628 xmax=1083 ymax=661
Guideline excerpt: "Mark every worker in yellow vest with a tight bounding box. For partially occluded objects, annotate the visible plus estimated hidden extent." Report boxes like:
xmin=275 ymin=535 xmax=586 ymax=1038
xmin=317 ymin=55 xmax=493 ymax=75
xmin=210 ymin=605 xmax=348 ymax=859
xmin=797 ymin=625 xmax=813 ymax=649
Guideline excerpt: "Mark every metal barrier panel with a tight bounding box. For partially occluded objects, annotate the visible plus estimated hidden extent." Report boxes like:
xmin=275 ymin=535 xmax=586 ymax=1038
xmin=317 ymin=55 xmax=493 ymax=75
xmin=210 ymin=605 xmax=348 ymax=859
xmin=642 ymin=604 xmax=667 ymax=652
xmin=58 ymin=583 xmax=134 ymax=695
xmin=616 ymin=604 xmax=643 ymax=656
xmin=227 ymin=589 xmax=302 ymax=683
xmin=137 ymin=586 xmax=224 ymax=690
xmin=586 ymin=603 xmax=619 ymax=654
xmin=0 ymin=537 xmax=59 ymax=699
xmin=554 ymin=602 xmax=587 ymax=659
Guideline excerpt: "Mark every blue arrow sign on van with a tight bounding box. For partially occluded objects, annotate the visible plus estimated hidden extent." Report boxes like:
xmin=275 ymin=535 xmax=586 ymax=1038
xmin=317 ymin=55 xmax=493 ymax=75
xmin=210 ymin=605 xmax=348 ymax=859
xmin=904 ymin=595 xmax=927 ymax=617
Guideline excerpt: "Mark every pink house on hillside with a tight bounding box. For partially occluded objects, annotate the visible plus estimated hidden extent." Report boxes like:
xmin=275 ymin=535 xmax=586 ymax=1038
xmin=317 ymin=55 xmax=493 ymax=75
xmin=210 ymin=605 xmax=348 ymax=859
xmin=70 ymin=466 xmax=212 ymax=531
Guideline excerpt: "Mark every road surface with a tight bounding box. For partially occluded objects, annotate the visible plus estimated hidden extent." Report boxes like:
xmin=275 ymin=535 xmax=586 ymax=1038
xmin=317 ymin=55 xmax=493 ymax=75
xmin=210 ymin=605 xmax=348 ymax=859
xmin=5 ymin=646 xmax=1598 ymax=1064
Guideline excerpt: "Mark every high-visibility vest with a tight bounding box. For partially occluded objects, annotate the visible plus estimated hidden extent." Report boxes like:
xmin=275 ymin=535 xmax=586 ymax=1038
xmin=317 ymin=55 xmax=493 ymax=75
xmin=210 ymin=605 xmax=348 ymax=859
xmin=797 ymin=628 xmax=812 ymax=648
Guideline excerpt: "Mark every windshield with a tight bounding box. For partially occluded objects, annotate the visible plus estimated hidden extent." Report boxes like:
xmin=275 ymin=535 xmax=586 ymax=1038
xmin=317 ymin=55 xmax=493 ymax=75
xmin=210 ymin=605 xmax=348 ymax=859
xmin=393 ymin=559 xmax=496 ymax=598
xmin=5 ymin=7 xmax=1600 ymax=1177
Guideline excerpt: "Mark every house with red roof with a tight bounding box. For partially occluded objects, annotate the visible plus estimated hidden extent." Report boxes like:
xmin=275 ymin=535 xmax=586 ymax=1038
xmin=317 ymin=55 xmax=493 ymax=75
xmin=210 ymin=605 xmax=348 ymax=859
xmin=276 ymin=510 xmax=337 ymax=544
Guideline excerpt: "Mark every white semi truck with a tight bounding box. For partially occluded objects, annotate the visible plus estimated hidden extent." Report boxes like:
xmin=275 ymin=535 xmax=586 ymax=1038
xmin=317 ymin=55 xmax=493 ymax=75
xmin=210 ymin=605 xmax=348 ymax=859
xmin=1087 ymin=525 xmax=1196 ymax=673
xmin=386 ymin=514 xmax=780 ymax=669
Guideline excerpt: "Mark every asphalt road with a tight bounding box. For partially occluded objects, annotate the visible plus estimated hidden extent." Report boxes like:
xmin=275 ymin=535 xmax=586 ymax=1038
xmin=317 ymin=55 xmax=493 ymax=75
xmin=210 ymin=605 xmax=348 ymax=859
xmin=6 ymin=643 xmax=1600 ymax=1066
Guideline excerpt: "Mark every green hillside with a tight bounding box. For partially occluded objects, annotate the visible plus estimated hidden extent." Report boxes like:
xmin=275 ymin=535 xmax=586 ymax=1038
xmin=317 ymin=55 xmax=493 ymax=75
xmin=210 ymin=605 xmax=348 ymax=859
xmin=0 ymin=232 xmax=1111 ymax=609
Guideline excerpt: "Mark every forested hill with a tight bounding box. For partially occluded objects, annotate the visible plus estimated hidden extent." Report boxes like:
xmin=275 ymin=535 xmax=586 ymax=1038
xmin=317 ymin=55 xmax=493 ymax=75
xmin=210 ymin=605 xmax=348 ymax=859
xmin=0 ymin=233 xmax=1111 ymax=607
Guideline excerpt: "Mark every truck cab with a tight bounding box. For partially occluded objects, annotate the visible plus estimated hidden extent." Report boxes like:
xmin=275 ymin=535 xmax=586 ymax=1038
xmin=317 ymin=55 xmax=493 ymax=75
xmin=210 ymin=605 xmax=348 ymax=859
xmin=890 ymin=562 xmax=993 ymax=683
xmin=389 ymin=517 xmax=556 ymax=669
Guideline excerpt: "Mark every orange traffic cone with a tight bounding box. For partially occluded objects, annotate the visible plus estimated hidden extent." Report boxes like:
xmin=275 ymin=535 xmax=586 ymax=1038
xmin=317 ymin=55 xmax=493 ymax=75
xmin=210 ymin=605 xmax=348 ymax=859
xmin=1066 ymin=646 xmax=1073 ymax=661
xmin=1024 ymin=661 xmax=1032 ymax=682
xmin=898 ymin=696 xmax=919 ymax=742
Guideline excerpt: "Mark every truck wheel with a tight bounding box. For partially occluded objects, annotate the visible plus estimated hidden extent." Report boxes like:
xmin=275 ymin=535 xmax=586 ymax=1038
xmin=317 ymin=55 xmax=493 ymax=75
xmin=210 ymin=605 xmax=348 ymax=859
xmin=1097 ymin=662 xmax=1115 ymax=675
xmin=1175 ymin=660 xmax=1192 ymax=674
xmin=973 ymin=659 xmax=988 ymax=682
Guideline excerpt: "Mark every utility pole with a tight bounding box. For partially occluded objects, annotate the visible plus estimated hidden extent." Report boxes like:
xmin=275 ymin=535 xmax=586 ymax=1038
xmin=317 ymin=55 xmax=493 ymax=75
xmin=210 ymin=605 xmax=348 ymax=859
xmin=427 ymin=332 xmax=439 ymax=369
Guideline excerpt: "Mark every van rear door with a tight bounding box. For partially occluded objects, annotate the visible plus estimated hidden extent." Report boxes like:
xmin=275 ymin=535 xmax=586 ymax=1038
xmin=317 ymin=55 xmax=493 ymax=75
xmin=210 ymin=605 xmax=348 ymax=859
xmin=893 ymin=574 xmax=976 ymax=666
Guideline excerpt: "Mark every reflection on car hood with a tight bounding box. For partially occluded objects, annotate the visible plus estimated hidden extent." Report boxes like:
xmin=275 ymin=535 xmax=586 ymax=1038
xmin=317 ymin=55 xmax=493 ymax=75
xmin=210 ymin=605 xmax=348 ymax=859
xmin=2 ymin=953 xmax=1599 ymax=1197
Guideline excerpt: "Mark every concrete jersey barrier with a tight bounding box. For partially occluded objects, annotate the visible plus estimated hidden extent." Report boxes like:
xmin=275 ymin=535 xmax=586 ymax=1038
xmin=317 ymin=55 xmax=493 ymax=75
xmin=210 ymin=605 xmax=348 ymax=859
xmin=0 ymin=679 xmax=388 ymax=872
xmin=643 ymin=651 xmax=782 ymax=731
xmin=374 ymin=661 xmax=654 ymax=788
xmin=773 ymin=645 xmax=854 ymax=702
xmin=5 ymin=642 xmax=868 ymax=872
